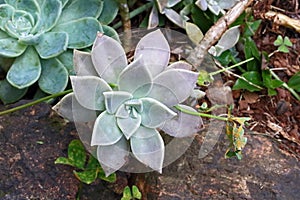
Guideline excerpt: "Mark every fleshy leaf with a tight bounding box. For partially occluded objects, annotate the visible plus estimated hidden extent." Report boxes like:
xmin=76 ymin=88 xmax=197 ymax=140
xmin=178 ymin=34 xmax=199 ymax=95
xmin=148 ymin=69 xmax=198 ymax=106
xmin=134 ymin=30 xmax=170 ymax=77
xmin=208 ymin=4 xmax=221 ymax=16
xmin=59 ymin=0 xmax=69 ymax=7
xmin=115 ymin=104 xmax=130 ymax=119
xmin=97 ymin=136 xmax=129 ymax=176
xmin=38 ymin=58 xmax=68 ymax=94
xmin=164 ymin=8 xmax=186 ymax=29
xmin=5 ymin=10 xmax=34 ymax=38
xmin=140 ymin=97 xmax=176 ymax=128
xmin=7 ymin=0 xmax=39 ymax=22
xmin=124 ymin=99 xmax=143 ymax=113
xmin=117 ymin=114 xmax=142 ymax=139
xmin=167 ymin=0 xmax=181 ymax=7
xmin=31 ymin=0 xmax=62 ymax=33
xmin=186 ymin=22 xmax=203 ymax=44
xmin=7 ymin=46 xmax=41 ymax=89
xmin=91 ymin=111 xmax=123 ymax=146
xmin=102 ymin=25 xmax=120 ymax=42
xmin=195 ymin=0 xmax=208 ymax=11
xmin=0 ymin=4 xmax=14 ymax=29
xmin=148 ymin=6 xmax=159 ymax=29
xmin=155 ymin=0 xmax=168 ymax=13
xmin=73 ymin=49 xmax=97 ymax=76
xmin=18 ymin=33 xmax=42 ymax=46
xmin=57 ymin=0 xmax=103 ymax=24
xmin=160 ymin=104 xmax=202 ymax=137
xmin=52 ymin=18 xmax=101 ymax=49
xmin=103 ymin=91 xmax=133 ymax=114
xmin=0 ymin=30 xmax=27 ymax=57
xmin=34 ymin=32 xmax=68 ymax=59
xmin=118 ymin=56 xmax=152 ymax=98
xmin=98 ymin=0 xmax=119 ymax=25
xmin=167 ymin=61 xmax=192 ymax=70
xmin=53 ymin=93 xmax=97 ymax=122
xmin=57 ymin=50 xmax=74 ymax=75
xmin=209 ymin=26 xmax=240 ymax=57
xmin=218 ymin=0 xmax=238 ymax=9
xmin=0 ymin=79 xmax=27 ymax=104
xmin=131 ymin=126 xmax=164 ymax=173
xmin=92 ymin=33 xmax=127 ymax=84
xmin=70 ymin=75 xmax=112 ymax=110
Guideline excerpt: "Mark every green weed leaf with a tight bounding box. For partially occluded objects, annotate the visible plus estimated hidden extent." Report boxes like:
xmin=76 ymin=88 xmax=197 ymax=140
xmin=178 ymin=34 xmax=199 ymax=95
xmin=283 ymin=36 xmax=293 ymax=47
xmin=232 ymin=71 xmax=263 ymax=92
xmin=262 ymin=70 xmax=284 ymax=95
xmin=121 ymin=186 xmax=132 ymax=200
xmin=73 ymin=169 xmax=97 ymax=184
xmin=274 ymin=35 xmax=283 ymax=46
xmin=67 ymin=139 xmax=86 ymax=169
xmin=274 ymin=35 xmax=292 ymax=53
xmin=55 ymin=139 xmax=86 ymax=170
xmin=132 ymin=185 xmax=142 ymax=199
xmin=288 ymin=71 xmax=300 ymax=92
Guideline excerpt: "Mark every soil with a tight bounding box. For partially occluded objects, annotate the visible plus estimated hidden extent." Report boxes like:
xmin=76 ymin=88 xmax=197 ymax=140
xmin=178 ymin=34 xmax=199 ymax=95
xmin=0 ymin=102 xmax=121 ymax=200
xmin=1 ymin=0 xmax=300 ymax=199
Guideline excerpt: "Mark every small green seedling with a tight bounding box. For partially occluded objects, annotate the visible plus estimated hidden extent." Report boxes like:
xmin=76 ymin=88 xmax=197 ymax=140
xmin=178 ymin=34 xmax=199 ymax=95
xmin=55 ymin=139 xmax=116 ymax=184
xmin=121 ymin=185 xmax=142 ymax=200
xmin=274 ymin=35 xmax=293 ymax=53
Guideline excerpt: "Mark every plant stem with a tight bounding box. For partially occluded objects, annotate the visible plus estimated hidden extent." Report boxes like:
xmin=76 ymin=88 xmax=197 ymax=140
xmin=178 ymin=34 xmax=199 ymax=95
xmin=209 ymin=57 xmax=254 ymax=76
xmin=117 ymin=0 xmax=131 ymax=31
xmin=269 ymin=69 xmax=300 ymax=101
xmin=0 ymin=89 xmax=73 ymax=116
xmin=213 ymin=58 xmax=264 ymax=90
xmin=113 ymin=2 xmax=153 ymax=29
xmin=174 ymin=105 xmax=229 ymax=121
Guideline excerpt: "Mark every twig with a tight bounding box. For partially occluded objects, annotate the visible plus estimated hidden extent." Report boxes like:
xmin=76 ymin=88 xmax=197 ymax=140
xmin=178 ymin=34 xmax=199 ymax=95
xmin=174 ymin=105 xmax=229 ymax=121
xmin=210 ymin=57 xmax=255 ymax=76
xmin=113 ymin=2 xmax=153 ymax=30
xmin=117 ymin=0 xmax=131 ymax=31
xmin=214 ymin=59 xmax=264 ymax=90
xmin=187 ymin=0 xmax=254 ymax=67
xmin=0 ymin=89 xmax=73 ymax=116
xmin=263 ymin=11 xmax=300 ymax=33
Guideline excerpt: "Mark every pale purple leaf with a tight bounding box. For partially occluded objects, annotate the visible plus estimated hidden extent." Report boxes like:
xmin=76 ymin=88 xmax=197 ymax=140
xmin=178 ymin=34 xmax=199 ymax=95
xmin=91 ymin=111 xmax=123 ymax=146
xmin=134 ymin=30 xmax=170 ymax=77
xmin=97 ymin=137 xmax=129 ymax=176
xmin=117 ymin=115 xmax=142 ymax=139
xmin=160 ymin=104 xmax=203 ymax=137
xmin=118 ymin=56 xmax=152 ymax=98
xmin=70 ymin=76 xmax=112 ymax=110
xmin=92 ymin=33 xmax=127 ymax=84
xmin=73 ymin=49 xmax=98 ymax=76
xmin=103 ymin=91 xmax=132 ymax=114
xmin=140 ymin=97 xmax=176 ymax=128
xmin=148 ymin=69 xmax=198 ymax=106
xmin=131 ymin=126 xmax=164 ymax=173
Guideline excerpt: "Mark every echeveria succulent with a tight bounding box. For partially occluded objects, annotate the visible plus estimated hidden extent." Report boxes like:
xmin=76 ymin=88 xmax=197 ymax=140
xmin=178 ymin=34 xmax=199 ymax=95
xmin=0 ymin=0 xmax=114 ymax=102
xmin=54 ymin=29 xmax=202 ymax=176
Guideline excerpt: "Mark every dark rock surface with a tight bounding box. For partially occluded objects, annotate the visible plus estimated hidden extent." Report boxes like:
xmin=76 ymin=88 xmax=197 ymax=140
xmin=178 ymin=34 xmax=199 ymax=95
xmin=145 ymin=132 xmax=300 ymax=199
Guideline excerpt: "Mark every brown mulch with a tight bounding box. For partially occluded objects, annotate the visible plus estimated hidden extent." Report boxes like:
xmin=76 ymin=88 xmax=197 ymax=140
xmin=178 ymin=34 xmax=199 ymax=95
xmin=231 ymin=0 xmax=300 ymax=159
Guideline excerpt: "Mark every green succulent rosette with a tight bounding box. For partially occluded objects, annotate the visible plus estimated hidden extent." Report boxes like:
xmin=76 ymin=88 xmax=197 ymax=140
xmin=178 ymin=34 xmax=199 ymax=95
xmin=0 ymin=0 xmax=118 ymax=103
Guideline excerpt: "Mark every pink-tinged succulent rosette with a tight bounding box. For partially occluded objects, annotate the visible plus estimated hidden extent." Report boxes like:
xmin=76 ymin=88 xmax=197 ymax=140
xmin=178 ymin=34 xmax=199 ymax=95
xmin=54 ymin=29 xmax=202 ymax=176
